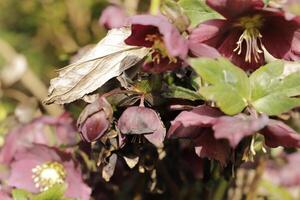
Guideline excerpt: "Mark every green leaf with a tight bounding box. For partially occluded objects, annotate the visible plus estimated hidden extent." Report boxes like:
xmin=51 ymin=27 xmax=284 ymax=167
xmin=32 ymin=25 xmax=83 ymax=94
xmin=12 ymin=189 xmax=32 ymax=200
xmin=190 ymin=58 xmax=250 ymax=115
xmin=178 ymin=0 xmax=223 ymax=27
xmin=250 ymin=61 xmax=300 ymax=115
xmin=32 ymin=184 xmax=66 ymax=200
xmin=164 ymin=85 xmax=203 ymax=101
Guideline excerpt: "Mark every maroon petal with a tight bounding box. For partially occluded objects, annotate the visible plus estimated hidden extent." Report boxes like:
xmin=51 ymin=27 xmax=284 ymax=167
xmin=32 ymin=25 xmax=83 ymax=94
xmin=195 ymin=129 xmax=231 ymax=166
xmin=217 ymin=29 xmax=265 ymax=70
xmin=206 ymin=0 xmax=264 ymax=19
xmin=79 ymin=111 xmax=110 ymax=142
xmin=77 ymin=97 xmax=113 ymax=142
xmin=125 ymin=24 xmax=158 ymax=48
xmin=262 ymin=14 xmax=300 ymax=61
xmin=189 ymin=19 xmax=265 ymax=70
xmin=168 ymin=105 xmax=223 ymax=138
xmin=125 ymin=15 xmax=188 ymax=58
xmin=142 ymin=54 xmax=182 ymax=73
xmin=261 ymin=119 xmax=300 ymax=148
xmin=99 ymin=5 xmax=128 ymax=29
xmin=213 ymin=114 xmax=269 ymax=148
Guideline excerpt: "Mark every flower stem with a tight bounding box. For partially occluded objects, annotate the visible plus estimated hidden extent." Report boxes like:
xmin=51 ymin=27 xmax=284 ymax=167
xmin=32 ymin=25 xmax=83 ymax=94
xmin=150 ymin=0 xmax=161 ymax=15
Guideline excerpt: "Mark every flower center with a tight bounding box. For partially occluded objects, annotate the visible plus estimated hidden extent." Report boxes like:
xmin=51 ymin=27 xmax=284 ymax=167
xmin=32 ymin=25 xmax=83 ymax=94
xmin=32 ymin=161 xmax=66 ymax=191
xmin=234 ymin=15 xmax=264 ymax=63
xmin=145 ymin=34 xmax=177 ymax=64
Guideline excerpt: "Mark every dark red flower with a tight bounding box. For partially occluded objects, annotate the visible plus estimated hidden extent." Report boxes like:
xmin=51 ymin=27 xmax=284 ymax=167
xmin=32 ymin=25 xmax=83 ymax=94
xmin=168 ymin=106 xmax=231 ymax=166
xmin=7 ymin=145 xmax=91 ymax=200
xmin=99 ymin=5 xmax=128 ymax=29
xmin=77 ymin=97 xmax=113 ymax=142
xmin=189 ymin=0 xmax=300 ymax=70
xmin=125 ymin=15 xmax=188 ymax=73
xmin=168 ymin=105 xmax=300 ymax=165
xmin=260 ymin=119 xmax=300 ymax=148
xmin=117 ymin=106 xmax=166 ymax=147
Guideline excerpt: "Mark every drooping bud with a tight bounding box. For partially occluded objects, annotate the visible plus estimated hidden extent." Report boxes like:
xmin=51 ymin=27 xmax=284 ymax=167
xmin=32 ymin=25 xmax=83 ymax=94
xmin=117 ymin=106 xmax=166 ymax=147
xmin=77 ymin=97 xmax=113 ymax=142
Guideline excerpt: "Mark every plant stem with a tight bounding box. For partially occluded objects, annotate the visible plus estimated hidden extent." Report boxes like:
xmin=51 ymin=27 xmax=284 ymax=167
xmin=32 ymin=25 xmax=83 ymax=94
xmin=212 ymin=178 xmax=228 ymax=200
xmin=150 ymin=0 xmax=161 ymax=15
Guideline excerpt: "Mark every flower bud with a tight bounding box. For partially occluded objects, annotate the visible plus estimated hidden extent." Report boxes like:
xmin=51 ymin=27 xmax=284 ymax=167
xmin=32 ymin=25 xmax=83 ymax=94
xmin=77 ymin=97 xmax=113 ymax=142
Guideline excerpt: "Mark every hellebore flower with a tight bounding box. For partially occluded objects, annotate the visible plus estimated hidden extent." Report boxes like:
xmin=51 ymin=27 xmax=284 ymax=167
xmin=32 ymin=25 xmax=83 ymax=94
xmin=0 ymin=113 xmax=78 ymax=164
xmin=77 ymin=97 xmax=113 ymax=142
xmin=99 ymin=5 xmax=128 ymax=29
xmin=189 ymin=0 xmax=300 ymax=70
xmin=117 ymin=106 xmax=166 ymax=147
xmin=168 ymin=105 xmax=231 ymax=166
xmin=7 ymin=145 xmax=91 ymax=200
xmin=168 ymin=105 xmax=300 ymax=165
xmin=125 ymin=15 xmax=188 ymax=73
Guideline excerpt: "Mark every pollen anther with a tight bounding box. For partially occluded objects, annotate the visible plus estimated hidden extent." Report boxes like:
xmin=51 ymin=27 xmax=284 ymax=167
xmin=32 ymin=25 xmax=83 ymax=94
xmin=32 ymin=161 xmax=66 ymax=191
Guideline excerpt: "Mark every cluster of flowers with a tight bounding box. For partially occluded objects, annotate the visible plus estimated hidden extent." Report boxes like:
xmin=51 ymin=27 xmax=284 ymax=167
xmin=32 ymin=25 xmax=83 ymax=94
xmin=2 ymin=0 xmax=300 ymax=199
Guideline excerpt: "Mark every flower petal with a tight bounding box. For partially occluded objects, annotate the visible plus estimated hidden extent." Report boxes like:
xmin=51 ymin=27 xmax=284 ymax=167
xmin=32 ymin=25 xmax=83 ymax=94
xmin=125 ymin=15 xmax=188 ymax=58
xmin=142 ymin=54 xmax=182 ymax=73
xmin=262 ymin=14 xmax=300 ymax=61
xmin=195 ymin=129 xmax=231 ymax=166
xmin=206 ymin=0 xmax=264 ymax=19
xmin=168 ymin=105 xmax=223 ymax=138
xmin=64 ymin=161 xmax=92 ymax=200
xmin=99 ymin=6 xmax=128 ymax=29
xmin=261 ymin=119 xmax=300 ymax=148
xmin=213 ymin=114 xmax=269 ymax=148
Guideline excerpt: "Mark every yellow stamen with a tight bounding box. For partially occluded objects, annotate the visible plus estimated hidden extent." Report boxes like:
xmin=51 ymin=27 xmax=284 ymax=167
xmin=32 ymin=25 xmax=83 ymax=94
xmin=145 ymin=34 xmax=178 ymax=64
xmin=234 ymin=15 xmax=264 ymax=63
xmin=32 ymin=161 xmax=66 ymax=191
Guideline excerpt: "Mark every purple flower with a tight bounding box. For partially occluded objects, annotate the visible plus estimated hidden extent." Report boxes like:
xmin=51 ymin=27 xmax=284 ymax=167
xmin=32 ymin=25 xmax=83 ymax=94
xmin=168 ymin=105 xmax=300 ymax=165
xmin=77 ymin=97 xmax=113 ymax=142
xmin=117 ymin=106 xmax=166 ymax=147
xmin=7 ymin=144 xmax=91 ymax=200
xmin=125 ymin=15 xmax=188 ymax=73
xmin=189 ymin=0 xmax=300 ymax=70
xmin=99 ymin=5 xmax=128 ymax=29
xmin=0 ymin=113 xmax=78 ymax=164
xmin=260 ymin=119 xmax=300 ymax=148
xmin=168 ymin=106 xmax=231 ymax=166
